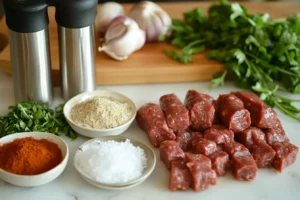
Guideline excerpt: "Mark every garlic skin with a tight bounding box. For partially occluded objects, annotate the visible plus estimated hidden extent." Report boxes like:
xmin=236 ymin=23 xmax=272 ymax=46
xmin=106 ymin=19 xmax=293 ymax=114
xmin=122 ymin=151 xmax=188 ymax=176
xmin=97 ymin=2 xmax=124 ymax=33
xmin=128 ymin=1 xmax=172 ymax=42
xmin=98 ymin=16 xmax=146 ymax=61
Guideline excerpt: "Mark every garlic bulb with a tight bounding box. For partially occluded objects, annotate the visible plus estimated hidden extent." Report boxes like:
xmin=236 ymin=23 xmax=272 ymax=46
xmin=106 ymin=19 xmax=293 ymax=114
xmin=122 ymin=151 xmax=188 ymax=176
xmin=97 ymin=2 xmax=124 ymax=33
xmin=98 ymin=16 xmax=146 ymax=61
xmin=128 ymin=1 xmax=172 ymax=42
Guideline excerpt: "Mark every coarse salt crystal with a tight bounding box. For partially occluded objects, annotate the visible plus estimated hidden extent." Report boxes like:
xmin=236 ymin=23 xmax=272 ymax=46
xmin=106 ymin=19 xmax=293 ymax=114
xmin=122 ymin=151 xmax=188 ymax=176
xmin=77 ymin=139 xmax=147 ymax=184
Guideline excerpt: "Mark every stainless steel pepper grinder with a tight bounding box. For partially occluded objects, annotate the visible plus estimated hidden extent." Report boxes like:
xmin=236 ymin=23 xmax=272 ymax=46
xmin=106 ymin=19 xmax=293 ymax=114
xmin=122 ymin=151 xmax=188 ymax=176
xmin=55 ymin=0 xmax=97 ymax=100
xmin=3 ymin=0 xmax=53 ymax=105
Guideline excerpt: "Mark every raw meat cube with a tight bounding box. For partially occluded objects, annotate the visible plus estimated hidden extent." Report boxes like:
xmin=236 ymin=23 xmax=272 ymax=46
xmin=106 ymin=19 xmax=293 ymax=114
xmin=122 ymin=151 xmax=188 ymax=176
xmin=160 ymin=93 xmax=190 ymax=132
xmin=217 ymin=144 xmax=225 ymax=151
xmin=224 ymin=142 xmax=250 ymax=158
xmin=272 ymin=142 xmax=299 ymax=172
xmin=185 ymin=153 xmax=211 ymax=168
xmin=192 ymin=138 xmax=217 ymax=156
xmin=185 ymin=90 xmax=216 ymax=131
xmin=265 ymin=130 xmax=288 ymax=146
xmin=235 ymin=127 xmax=266 ymax=150
xmin=217 ymin=94 xmax=251 ymax=132
xmin=176 ymin=131 xmax=192 ymax=152
xmin=204 ymin=125 xmax=234 ymax=144
xmin=186 ymin=161 xmax=217 ymax=192
xmin=208 ymin=151 xmax=231 ymax=176
xmin=251 ymin=141 xmax=276 ymax=168
xmin=265 ymin=120 xmax=289 ymax=145
xmin=160 ymin=140 xmax=185 ymax=169
xmin=191 ymin=132 xmax=203 ymax=140
xmin=232 ymin=91 xmax=277 ymax=129
xmin=169 ymin=160 xmax=192 ymax=191
xmin=136 ymin=103 xmax=176 ymax=147
xmin=232 ymin=154 xmax=257 ymax=181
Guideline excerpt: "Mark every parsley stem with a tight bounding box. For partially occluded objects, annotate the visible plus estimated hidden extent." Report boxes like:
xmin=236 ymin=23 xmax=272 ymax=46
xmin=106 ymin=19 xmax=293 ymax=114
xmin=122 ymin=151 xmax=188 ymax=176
xmin=279 ymin=96 xmax=300 ymax=102
xmin=278 ymin=86 xmax=287 ymax=91
xmin=274 ymin=100 xmax=300 ymax=121
xmin=182 ymin=39 xmax=206 ymax=51
xmin=245 ymin=52 xmax=298 ymax=77
xmin=245 ymin=59 xmax=273 ymax=82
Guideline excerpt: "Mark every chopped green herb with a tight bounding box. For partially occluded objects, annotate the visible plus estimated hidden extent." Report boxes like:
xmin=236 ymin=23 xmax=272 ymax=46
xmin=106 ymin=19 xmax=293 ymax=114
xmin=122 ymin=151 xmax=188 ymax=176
xmin=0 ymin=102 xmax=77 ymax=139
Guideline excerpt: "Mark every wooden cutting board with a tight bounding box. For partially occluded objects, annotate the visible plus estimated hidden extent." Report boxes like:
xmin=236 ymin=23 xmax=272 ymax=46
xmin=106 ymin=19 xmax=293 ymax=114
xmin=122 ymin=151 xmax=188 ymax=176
xmin=0 ymin=2 xmax=299 ymax=86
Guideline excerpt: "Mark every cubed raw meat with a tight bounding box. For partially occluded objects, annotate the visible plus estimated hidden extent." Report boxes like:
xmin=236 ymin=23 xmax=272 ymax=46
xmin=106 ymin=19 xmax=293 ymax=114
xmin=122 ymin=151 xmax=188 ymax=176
xmin=160 ymin=93 xmax=190 ymax=132
xmin=185 ymin=90 xmax=216 ymax=131
xmin=224 ymin=142 xmax=250 ymax=158
xmin=204 ymin=125 xmax=234 ymax=144
xmin=265 ymin=120 xmax=289 ymax=145
xmin=232 ymin=154 xmax=257 ymax=181
xmin=208 ymin=151 xmax=231 ymax=176
xmin=217 ymin=94 xmax=251 ymax=132
xmin=192 ymin=138 xmax=217 ymax=156
xmin=191 ymin=132 xmax=203 ymax=140
xmin=169 ymin=160 xmax=192 ymax=191
xmin=160 ymin=140 xmax=185 ymax=169
xmin=232 ymin=91 xmax=277 ymax=129
xmin=136 ymin=103 xmax=176 ymax=147
xmin=186 ymin=161 xmax=217 ymax=192
xmin=176 ymin=131 xmax=192 ymax=152
xmin=185 ymin=153 xmax=211 ymax=168
xmin=272 ymin=142 xmax=299 ymax=172
xmin=251 ymin=141 xmax=276 ymax=168
xmin=235 ymin=127 xmax=266 ymax=150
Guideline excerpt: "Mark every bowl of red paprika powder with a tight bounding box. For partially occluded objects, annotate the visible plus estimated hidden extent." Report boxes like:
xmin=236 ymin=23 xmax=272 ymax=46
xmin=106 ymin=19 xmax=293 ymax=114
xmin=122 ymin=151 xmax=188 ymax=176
xmin=0 ymin=132 xmax=69 ymax=187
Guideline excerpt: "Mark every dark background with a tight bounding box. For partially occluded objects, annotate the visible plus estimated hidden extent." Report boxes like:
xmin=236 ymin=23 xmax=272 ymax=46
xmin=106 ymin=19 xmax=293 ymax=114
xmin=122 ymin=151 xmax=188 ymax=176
xmin=1 ymin=1 xmax=298 ymax=22
xmin=0 ymin=0 xmax=3 ymax=19
xmin=99 ymin=0 xmax=202 ymax=1
xmin=0 ymin=0 xmax=204 ymax=20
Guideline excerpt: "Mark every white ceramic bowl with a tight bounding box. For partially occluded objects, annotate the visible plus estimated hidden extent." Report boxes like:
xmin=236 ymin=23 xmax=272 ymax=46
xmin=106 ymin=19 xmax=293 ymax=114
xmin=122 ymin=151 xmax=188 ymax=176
xmin=0 ymin=132 xmax=69 ymax=187
xmin=63 ymin=90 xmax=137 ymax=138
xmin=73 ymin=136 xmax=156 ymax=190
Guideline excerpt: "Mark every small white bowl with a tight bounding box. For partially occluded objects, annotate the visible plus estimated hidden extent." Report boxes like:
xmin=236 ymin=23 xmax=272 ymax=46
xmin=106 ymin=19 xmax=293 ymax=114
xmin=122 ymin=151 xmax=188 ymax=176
xmin=0 ymin=132 xmax=69 ymax=187
xmin=80 ymin=176 xmax=146 ymax=191
xmin=63 ymin=90 xmax=137 ymax=138
xmin=73 ymin=136 xmax=156 ymax=190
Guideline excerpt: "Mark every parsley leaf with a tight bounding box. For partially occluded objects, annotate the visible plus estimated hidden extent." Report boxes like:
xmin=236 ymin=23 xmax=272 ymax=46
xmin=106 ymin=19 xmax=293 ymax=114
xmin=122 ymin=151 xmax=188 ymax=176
xmin=0 ymin=102 xmax=77 ymax=139
xmin=212 ymin=70 xmax=227 ymax=88
xmin=163 ymin=0 xmax=300 ymax=121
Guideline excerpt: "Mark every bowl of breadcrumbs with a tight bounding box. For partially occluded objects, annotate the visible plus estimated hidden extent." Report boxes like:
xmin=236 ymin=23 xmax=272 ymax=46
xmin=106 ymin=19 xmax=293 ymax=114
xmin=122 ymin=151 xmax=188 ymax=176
xmin=63 ymin=90 xmax=137 ymax=138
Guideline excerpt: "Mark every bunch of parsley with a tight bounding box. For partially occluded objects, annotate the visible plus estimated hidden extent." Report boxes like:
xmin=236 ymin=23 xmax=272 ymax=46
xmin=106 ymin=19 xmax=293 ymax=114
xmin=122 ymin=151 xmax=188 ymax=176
xmin=162 ymin=0 xmax=300 ymax=120
xmin=0 ymin=102 xmax=77 ymax=139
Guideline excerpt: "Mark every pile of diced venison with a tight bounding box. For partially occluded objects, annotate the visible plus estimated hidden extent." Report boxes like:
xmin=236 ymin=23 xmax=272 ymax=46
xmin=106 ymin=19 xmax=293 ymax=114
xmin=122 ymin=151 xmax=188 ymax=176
xmin=136 ymin=90 xmax=299 ymax=192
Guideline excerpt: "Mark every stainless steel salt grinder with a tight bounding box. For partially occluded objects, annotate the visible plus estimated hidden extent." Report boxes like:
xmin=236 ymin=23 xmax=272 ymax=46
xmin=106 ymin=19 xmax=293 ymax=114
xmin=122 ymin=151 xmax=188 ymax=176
xmin=3 ymin=0 xmax=53 ymax=105
xmin=55 ymin=0 xmax=97 ymax=100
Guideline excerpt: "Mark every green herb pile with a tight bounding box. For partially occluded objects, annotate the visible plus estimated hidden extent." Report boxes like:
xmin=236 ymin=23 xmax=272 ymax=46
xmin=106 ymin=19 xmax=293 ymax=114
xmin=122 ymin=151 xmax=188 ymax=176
xmin=0 ymin=102 xmax=77 ymax=139
xmin=162 ymin=0 xmax=300 ymax=120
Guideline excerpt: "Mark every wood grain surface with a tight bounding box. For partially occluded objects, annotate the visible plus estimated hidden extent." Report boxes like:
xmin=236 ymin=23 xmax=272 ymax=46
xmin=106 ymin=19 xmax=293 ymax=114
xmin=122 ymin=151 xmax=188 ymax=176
xmin=0 ymin=2 xmax=299 ymax=86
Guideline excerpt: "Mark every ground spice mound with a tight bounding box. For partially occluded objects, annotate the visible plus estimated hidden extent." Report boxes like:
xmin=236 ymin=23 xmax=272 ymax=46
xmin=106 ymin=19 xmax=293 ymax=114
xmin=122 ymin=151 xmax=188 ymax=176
xmin=0 ymin=137 xmax=63 ymax=175
xmin=71 ymin=96 xmax=134 ymax=129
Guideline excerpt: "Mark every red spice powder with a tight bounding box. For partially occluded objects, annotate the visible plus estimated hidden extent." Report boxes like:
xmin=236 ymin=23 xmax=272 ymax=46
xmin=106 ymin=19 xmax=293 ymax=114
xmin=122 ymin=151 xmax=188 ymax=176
xmin=0 ymin=137 xmax=63 ymax=175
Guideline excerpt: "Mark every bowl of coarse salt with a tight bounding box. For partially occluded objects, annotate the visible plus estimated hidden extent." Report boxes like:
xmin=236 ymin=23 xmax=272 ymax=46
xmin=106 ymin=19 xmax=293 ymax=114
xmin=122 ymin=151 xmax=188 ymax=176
xmin=63 ymin=90 xmax=137 ymax=138
xmin=73 ymin=136 xmax=156 ymax=190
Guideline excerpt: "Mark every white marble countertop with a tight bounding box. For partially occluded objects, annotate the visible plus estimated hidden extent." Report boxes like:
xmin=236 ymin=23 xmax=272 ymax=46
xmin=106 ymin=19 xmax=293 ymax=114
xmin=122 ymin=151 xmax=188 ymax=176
xmin=0 ymin=70 xmax=300 ymax=200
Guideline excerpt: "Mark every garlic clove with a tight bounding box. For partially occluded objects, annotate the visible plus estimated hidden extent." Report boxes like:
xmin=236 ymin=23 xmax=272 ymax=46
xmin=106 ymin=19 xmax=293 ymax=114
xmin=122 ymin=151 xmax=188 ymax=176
xmin=156 ymin=9 xmax=172 ymax=35
xmin=146 ymin=13 xmax=164 ymax=42
xmin=129 ymin=1 xmax=172 ymax=42
xmin=105 ymin=16 xmax=129 ymax=42
xmin=135 ymin=29 xmax=146 ymax=51
xmin=98 ymin=46 xmax=128 ymax=61
xmin=98 ymin=16 xmax=146 ymax=61
xmin=97 ymin=2 xmax=124 ymax=33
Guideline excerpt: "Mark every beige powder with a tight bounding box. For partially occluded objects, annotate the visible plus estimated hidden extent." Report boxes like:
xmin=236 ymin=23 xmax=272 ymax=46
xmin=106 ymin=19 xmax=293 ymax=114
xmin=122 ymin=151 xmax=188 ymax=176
xmin=70 ymin=96 xmax=134 ymax=129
